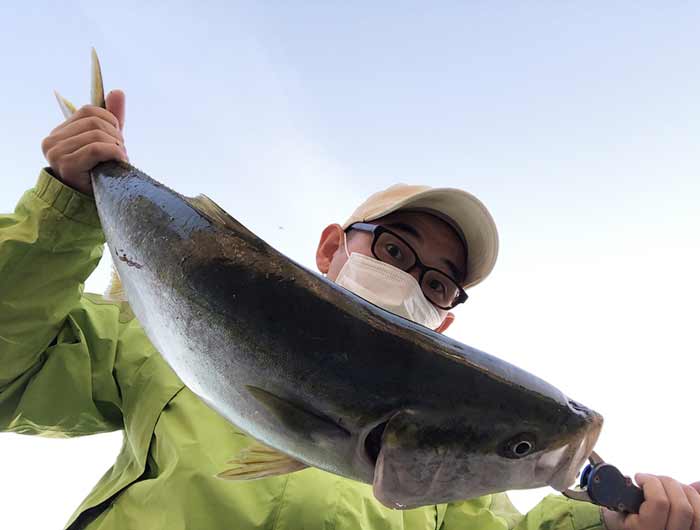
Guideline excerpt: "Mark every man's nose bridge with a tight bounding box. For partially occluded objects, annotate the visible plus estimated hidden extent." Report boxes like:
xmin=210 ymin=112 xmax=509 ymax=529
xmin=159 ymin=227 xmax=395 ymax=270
xmin=405 ymin=263 xmax=423 ymax=284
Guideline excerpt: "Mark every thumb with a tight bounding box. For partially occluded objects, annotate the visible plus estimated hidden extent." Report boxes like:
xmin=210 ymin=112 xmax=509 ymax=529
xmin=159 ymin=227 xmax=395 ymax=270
xmin=105 ymin=89 xmax=126 ymax=132
xmin=601 ymin=507 xmax=626 ymax=530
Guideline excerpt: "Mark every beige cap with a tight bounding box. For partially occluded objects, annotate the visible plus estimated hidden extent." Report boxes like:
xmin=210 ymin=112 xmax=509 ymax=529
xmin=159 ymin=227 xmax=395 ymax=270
xmin=342 ymin=184 xmax=499 ymax=289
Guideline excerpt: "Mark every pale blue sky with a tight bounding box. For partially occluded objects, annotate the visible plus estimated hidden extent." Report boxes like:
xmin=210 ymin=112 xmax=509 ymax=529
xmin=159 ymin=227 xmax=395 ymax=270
xmin=1 ymin=2 xmax=699 ymax=526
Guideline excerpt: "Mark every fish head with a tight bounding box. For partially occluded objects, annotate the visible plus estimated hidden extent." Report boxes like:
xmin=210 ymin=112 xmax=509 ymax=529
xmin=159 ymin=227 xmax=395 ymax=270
xmin=370 ymin=397 xmax=603 ymax=509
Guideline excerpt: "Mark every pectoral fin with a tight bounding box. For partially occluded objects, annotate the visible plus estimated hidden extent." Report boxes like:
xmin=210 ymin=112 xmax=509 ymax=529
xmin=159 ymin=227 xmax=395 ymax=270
xmin=245 ymin=385 xmax=350 ymax=443
xmin=217 ymin=441 xmax=308 ymax=480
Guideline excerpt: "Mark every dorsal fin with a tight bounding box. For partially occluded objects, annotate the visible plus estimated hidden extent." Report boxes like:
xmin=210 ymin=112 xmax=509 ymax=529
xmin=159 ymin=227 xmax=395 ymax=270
xmin=185 ymin=194 xmax=242 ymax=232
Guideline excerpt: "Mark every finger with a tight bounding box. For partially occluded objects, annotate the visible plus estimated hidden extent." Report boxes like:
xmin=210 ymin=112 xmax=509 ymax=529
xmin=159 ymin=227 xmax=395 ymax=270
xmin=43 ymin=116 xmax=124 ymax=155
xmin=46 ymin=130 xmax=124 ymax=162
xmin=602 ymin=508 xmax=626 ymax=530
xmin=623 ymin=513 xmax=641 ymax=530
xmin=622 ymin=492 xmax=648 ymax=530
xmin=636 ymin=474 xmax=670 ymax=530
xmin=692 ymin=483 xmax=700 ymax=495
xmin=658 ymin=476 xmax=695 ymax=530
xmin=682 ymin=485 xmax=700 ymax=530
xmin=48 ymin=105 xmax=121 ymax=139
xmin=50 ymin=116 xmax=123 ymax=144
xmin=105 ymin=89 xmax=126 ymax=132
xmin=61 ymin=142 xmax=129 ymax=172
xmin=61 ymin=105 xmax=120 ymax=131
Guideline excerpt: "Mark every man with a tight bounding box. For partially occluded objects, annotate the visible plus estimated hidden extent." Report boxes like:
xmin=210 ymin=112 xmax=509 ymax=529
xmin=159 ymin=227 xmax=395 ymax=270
xmin=0 ymin=89 xmax=697 ymax=530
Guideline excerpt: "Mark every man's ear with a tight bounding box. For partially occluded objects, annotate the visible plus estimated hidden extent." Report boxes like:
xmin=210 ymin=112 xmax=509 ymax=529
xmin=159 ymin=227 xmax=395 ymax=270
xmin=316 ymin=224 xmax=344 ymax=274
xmin=435 ymin=312 xmax=455 ymax=334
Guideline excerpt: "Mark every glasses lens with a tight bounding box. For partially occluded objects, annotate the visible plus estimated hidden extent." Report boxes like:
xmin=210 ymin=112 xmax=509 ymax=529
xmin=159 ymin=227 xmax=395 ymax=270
xmin=374 ymin=231 xmax=416 ymax=271
xmin=421 ymin=269 xmax=460 ymax=309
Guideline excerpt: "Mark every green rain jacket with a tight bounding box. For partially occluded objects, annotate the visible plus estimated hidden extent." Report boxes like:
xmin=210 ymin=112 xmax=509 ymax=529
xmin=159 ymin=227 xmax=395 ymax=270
xmin=0 ymin=169 xmax=605 ymax=530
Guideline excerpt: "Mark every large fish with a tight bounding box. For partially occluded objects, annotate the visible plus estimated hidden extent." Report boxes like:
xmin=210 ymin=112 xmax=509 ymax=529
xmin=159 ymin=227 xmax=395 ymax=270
xmin=54 ymin=50 xmax=603 ymax=510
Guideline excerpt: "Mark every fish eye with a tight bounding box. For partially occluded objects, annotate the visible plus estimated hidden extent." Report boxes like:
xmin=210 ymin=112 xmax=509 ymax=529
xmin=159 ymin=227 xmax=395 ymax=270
xmin=500 ymin=433 xmax=536 ymax=459
xmin=513 ymin=440 xmax=533 ymax=456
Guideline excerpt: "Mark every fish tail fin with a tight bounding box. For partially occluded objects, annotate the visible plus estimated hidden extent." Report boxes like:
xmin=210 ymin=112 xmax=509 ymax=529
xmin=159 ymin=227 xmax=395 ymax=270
xmin=91 ymin=47 xmax=105 ymax=109
xmin=103 ymin=263 xmax=127 ymax=302
xmin=53 ymin=48 xmax=105 ymax=119
xmin=54 ymin=90 xmax=77 ymax=118
xmin=216 ymin=441 xmax=308 ymax=481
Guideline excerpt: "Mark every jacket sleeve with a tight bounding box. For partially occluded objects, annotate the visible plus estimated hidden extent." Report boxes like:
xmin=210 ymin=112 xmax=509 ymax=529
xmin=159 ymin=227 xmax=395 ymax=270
xmin=441 ymin=492 xmax=605 ymax=530
xmin=0 ymin=168 xmax=124 ymax=436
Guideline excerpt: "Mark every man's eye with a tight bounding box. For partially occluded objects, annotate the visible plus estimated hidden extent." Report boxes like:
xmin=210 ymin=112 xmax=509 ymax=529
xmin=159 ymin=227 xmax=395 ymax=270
xmin=428 ymin=278 xmax=446 ymax=293
xmin=385 ymin=244 xmax=402 ymax=259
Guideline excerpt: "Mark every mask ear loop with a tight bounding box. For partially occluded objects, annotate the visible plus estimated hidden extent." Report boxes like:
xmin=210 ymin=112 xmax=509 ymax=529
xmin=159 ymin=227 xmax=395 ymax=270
xmin=324 ymin=229 xmax=351 ymax=278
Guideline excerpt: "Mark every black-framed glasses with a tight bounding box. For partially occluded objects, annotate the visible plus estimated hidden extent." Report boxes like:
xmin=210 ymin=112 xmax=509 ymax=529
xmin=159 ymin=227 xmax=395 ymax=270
xmin=346 ymin=222 xmax=468 ymax=310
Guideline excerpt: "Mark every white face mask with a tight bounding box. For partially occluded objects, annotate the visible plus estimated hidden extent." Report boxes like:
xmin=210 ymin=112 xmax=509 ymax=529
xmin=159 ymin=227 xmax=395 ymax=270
xmin=334 ymin=234 xmax=444 ymax=330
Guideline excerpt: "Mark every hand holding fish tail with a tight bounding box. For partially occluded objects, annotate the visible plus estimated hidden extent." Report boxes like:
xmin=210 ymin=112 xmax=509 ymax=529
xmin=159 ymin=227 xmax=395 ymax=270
xmin=601 ymin=474 xmax=700 ymax=530
xmin=41 ymin=92 xmax=128 ymax=196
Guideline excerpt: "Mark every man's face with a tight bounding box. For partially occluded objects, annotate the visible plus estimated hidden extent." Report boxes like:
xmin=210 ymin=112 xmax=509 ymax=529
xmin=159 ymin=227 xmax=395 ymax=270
xmin=315 ymin=209 xmax=468 ymax=333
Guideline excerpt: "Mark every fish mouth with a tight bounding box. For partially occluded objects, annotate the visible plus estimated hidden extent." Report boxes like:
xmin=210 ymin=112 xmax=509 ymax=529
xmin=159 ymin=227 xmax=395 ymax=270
xmin=542 ymin=412 xmax=604 ymax=491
